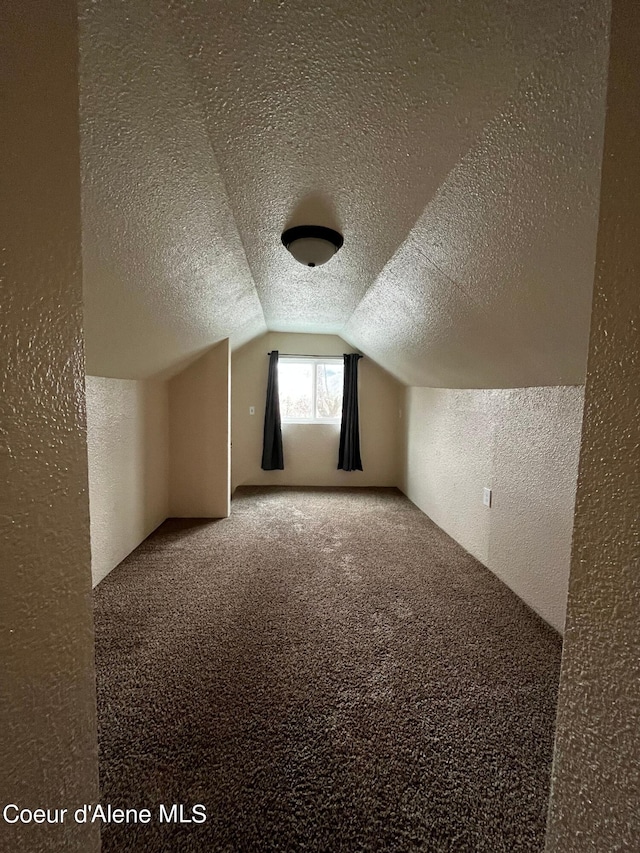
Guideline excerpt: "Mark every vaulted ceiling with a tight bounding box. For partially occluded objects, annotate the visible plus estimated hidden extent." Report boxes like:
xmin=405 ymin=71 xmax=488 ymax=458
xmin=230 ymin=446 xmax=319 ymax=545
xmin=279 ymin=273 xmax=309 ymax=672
xmin=80 ymin=0 xmax=610 ymax=386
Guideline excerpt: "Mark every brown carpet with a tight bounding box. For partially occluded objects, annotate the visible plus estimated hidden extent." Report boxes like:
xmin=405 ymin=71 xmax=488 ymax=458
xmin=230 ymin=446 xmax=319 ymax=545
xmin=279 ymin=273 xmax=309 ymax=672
xmin=94 ymin=487 xmax=562 ymax=852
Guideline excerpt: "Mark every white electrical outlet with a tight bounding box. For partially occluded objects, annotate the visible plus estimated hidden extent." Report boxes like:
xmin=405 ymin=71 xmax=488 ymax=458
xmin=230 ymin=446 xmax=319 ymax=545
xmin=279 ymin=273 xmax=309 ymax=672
xmin=483 ymin=487 xmax=492 ymax=508
xmin=249 ymin=406 xmax=255 ymax=415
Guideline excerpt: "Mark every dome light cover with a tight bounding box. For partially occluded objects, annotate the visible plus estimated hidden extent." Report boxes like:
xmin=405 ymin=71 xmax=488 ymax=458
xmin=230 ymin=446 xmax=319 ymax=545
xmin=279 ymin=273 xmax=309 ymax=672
xmin=281 ymin=225 xmax=344 ymax=268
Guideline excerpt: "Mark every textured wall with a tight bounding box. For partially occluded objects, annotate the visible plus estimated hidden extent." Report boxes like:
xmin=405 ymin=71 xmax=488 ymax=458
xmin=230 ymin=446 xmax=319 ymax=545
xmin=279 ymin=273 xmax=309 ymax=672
xmin=86 ymin=376 xmax=169 ymax=586
xmin=546 ymin=0 xmax=640 ymax=847
xmin=231 ymin=333 xmax=401 ymax=491
xmin=344 ymin=0 xmax=609 ymax=388
xmin=169 ymin=340 xmax=230 ymax=518
xmin=403 ymin=387 xmax=584 ymax=632
xmin=0 ymin=2 xmax=100 ymax=850
xmin=80 ymin=0 xmax=266 ymax=379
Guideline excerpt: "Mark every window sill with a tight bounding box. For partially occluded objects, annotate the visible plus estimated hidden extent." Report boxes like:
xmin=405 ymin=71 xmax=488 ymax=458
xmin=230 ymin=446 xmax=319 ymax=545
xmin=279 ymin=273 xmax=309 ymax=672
xmin=282 ymin=419 xmax=341 ymax=425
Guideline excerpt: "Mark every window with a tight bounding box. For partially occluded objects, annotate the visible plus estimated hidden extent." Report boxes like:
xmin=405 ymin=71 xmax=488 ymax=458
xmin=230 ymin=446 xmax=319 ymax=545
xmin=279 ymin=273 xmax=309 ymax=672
xmin=278 ymin=357 xmax=344 ymax=423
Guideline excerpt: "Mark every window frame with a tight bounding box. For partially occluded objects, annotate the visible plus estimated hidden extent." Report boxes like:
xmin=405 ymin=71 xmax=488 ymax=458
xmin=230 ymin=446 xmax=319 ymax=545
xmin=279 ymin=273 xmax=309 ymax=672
xmin=278 ymin=356 xmax=344 ymax=424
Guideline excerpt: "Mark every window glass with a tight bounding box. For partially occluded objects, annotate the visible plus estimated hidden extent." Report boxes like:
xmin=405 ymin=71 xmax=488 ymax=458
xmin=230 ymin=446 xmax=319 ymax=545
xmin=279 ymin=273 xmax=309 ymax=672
xmin=278 ymin=358 xmax=343 ymax=422
xmin=316 ymin=362 xmax=343 ymax=419
xmin=279 ymin=361 xmax=313 ymax=419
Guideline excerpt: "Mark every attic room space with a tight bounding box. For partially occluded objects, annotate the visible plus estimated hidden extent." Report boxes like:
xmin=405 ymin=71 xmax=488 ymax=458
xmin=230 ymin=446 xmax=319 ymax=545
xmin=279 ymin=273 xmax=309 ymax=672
xmin=82 ymin=0 xmax=607 ymax=847
xmin=5 ymin=0 xmax=640 ymax=851
xmin=77 ymin=0 xmax=608 ymax=841
xmin=80 ymin=0 xmax=608 ymax=618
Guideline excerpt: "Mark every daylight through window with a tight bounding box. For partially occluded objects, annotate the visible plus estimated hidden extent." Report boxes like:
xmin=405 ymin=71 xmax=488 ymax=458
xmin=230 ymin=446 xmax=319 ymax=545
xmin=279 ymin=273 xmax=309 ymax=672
xmin=278 ymin=357 xmax=343 ymax=423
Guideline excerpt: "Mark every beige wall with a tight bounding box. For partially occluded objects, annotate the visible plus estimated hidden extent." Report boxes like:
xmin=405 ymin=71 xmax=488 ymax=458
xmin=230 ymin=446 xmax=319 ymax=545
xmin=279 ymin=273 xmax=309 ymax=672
xmin=0 ymin=1 xmax=100 ymax=850
xmin=169 ymin=339 xmax=230 ymax=517
xmin=546 ymin=0 xmax=640 ymax=846
xmin=86 ymin=376 xmax=169 ymax=586
xmin=232 ymin=333 xmax=401 ymax=490
xmin=402 ymin=386 xmax=584 ymax=633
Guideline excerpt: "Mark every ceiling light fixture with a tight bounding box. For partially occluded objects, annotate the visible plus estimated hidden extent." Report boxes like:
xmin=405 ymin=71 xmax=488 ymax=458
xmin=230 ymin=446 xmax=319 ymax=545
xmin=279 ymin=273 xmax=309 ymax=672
xmin=281 ymin=225 xmax=344 ymax=268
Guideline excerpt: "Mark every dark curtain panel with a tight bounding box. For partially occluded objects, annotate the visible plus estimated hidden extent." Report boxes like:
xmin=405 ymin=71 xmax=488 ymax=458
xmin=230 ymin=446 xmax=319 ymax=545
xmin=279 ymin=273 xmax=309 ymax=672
xmin=261 ymin=351 xmax=284 ymax=470
xmin=338 ymin=353 xmax=363 ymax=471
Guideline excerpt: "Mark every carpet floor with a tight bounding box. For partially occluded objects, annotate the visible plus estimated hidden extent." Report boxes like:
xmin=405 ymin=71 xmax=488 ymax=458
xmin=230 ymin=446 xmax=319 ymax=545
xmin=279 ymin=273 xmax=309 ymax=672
xmin=94 ymin=487 xmax=562 ymax=852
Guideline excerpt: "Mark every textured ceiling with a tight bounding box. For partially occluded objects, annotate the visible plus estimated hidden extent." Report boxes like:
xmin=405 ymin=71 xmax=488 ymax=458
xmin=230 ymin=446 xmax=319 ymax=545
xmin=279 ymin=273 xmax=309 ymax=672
xmin=80 ymin=0 xmax=610 ymax=385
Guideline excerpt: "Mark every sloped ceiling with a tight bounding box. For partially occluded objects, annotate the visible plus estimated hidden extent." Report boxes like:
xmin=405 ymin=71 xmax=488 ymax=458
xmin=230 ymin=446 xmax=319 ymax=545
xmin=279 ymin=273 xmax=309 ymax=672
xmin=80 ymin=0 xmax=610 ymax=386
